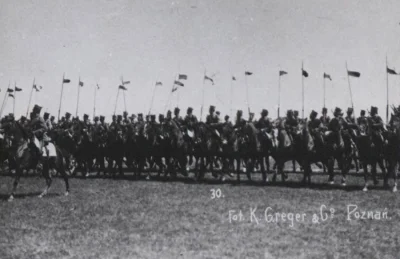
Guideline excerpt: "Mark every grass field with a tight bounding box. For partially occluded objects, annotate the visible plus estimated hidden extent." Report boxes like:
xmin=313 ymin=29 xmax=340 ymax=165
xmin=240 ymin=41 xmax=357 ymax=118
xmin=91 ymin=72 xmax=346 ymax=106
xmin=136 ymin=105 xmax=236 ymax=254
xmin=1 ymin=170 xmax=400 ymax=259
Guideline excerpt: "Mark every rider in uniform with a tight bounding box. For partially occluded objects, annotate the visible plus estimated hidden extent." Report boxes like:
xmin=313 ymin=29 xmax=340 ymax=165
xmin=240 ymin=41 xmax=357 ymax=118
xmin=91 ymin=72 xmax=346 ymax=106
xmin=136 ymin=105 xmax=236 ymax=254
xmin=284 ymin=110 xmax=298 ymax=144
xmin=308 ymin=110 xmax=324 ymax=146
xmin=320 ymin=107 xmax=330 ymax=128
xmin=173 ymin=107 xmax=184 ymax=126
xmin=28 ymin=105 xmax=48 ymax=157
xmin=256 ymin=109 xmax=272 ymax=133
xmin=368 ymin=106 xmax=386 ymax=152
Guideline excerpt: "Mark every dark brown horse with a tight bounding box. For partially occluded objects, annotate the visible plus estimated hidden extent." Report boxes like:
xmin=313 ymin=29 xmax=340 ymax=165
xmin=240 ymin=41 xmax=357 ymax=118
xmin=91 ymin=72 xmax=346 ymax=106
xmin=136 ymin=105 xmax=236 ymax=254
xmin=2 ymin=121 xmax=69 ymax=201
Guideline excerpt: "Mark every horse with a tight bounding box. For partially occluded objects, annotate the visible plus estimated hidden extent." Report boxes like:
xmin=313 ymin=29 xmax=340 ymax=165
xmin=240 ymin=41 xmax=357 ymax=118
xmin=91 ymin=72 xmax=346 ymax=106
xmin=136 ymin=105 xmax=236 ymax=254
xmin=162 ymin=119 xmax=188 ymax=179
xmin=270 ymin=118 xmax=301 ymax=182
xmin=219 ymin=123 xmax=242 ymax=181
xmin=241 ymin=123 xmax=273 ymax=183
xmin=106 ymin=127 xmax=125 ymax=177
xmin=193 ymin=122 xmax=221 ymax=181
xmin=296 ymin=119 xmax=331 ymax=184
xmin=382 ymin=114 xmax=400 ymax=192
xmin=2 ymin=120 xmax=69 ymax=201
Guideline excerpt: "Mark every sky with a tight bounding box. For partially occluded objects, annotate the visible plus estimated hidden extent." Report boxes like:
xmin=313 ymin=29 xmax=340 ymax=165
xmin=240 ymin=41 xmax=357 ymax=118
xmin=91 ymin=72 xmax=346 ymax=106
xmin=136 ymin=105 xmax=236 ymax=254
xmin=1 ymin=0 xmax=400 ymax=122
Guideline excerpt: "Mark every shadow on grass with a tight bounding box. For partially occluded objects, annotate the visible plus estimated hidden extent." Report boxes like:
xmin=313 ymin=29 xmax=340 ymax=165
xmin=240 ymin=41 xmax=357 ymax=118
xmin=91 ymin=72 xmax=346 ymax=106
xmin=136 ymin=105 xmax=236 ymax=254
xmin=0 ymin=192 xmax=62 ymax=201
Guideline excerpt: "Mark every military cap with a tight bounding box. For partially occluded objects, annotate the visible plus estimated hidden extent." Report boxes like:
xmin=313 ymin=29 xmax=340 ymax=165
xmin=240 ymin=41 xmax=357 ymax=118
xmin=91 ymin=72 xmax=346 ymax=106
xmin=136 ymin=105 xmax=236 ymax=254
xmin=187 ymin=107 xmax=193 ymax=113
xmin=209 ymin=105 xmax=216 ymax=111
xmin=370 ymin=106 xmax=378 ymax=114
xmin=50 ymin=116 xmax=55 ymax=120
xmin=310 ymin=110 xmax=318 ymax=118
xmin=347 ymin=107 xmax=353 ymax=114
xmin=94 ymin=116 xmax=99 ymax=121
xmin=322 ymin=107 xmax=328 ymax=113
xmin=83 ymin=114 xmax=89 ymax=119
xmin=237 ymin=110 xmax=243 ymax=115
xmin=123 ymin=111 xmax=128 ymax=116
xmin=112 ymin=114 xmax=116 ymax=119
xmin=44 ymin=112 xmax=50 ymax=117
xmin=138 ymin=113 xmax=143 ymax=117
xmin=293 ymin=110 xmax=299 ymax=116
xmin=224 ymin=115 xmax=230 ymax=120
xmin=33 ymin=104 xmax=42 ymax=114
xmin=333 ymin=107 xmax=343 ymax=116
xmin=174 ymin=107 xmax=180 ymax=113
xmin=20 ymin=116 xmax=26 ymax=121
xmin=261 ymin=109 xmax=268 ymax=116
xmin=249 ymin=112 xmax=254 ymax=116
xmin=100 ymin=115 xmax=105 ymax=120
xmin=150 ymin=114 xmax=156 ymax=120
xmin=216 ymin=111 xmax=221 ymax=115
xmin=287 ymin=110 xmax=293 ymax=116
xmin=166 ymin=110 xmax=172 ymax=115
xmin=65 ymin=112 xmax=71 ymax=118
xmin=360 ymin=110 xmax=366 ymax=116
xmin=159 ymin=114 xmax=165 ymax=119
xmin=117 ymin=115 xmax=122 ymax=120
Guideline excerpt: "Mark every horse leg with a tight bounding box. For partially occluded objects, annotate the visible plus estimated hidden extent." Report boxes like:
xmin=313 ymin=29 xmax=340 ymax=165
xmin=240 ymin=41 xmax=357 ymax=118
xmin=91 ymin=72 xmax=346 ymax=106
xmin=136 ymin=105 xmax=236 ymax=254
xmin=378 ymin=159 xmax=389 ymax=189
xmin=327 ymin=157 xmax=334 ymax=184
xmin=39 ymin=157 xmax=52 ymax=198
xmin=236 ymin=157 xmax=241 ymax=182
xmin=260 ymin=156 xmax=267 ymax=183
xmin=8 ymin=164 xmax=22 ymax=202
xmin=57 ymin=157 xmax=70 ymax=196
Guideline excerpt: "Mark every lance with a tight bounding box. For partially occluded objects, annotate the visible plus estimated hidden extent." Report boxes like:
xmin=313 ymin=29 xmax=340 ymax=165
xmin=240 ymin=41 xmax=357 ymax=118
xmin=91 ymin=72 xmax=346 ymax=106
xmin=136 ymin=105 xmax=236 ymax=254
xmin=113 ymin=86 xmax=121 ymax=115
xmin=148 ymin=81 xmax=157 ymax=115
xmin=164 ymin=74 xmax=178 ymax=113
xmin=278 ymin=72 xmax=281 ymax=118
xmin=13 ymin=82 xmax=16 ymax=115
xmin=200 ymin=69 xmax=206 ymax=122
xmin=0 ymin=81 xmax=10 ymax=118
xmin=120 ymin=76 xmax=127 ymax=112
xmin=345 ymin=62 xmax=355 ymax=113
xmin=58 ymin=73 xmax=65 ymax=121
xmin=323 ymin=75 xmax=326 ymax=108
xmin=93 ymin=84 xmax=98 ymax=118
xmin=26 ymin=78 xmax=35 ymax=117
xmin=230 ymin=75 xmax=234 ymax=119
xmin=75 ymin=76 xmax=81 ymax=117
xmin=386 ymin=55 xmax=389 ymax=123
xmin=301 ymin=61 xmax=305 ymax=119
xmin=245 ymin=71 xmax=250 ymax=117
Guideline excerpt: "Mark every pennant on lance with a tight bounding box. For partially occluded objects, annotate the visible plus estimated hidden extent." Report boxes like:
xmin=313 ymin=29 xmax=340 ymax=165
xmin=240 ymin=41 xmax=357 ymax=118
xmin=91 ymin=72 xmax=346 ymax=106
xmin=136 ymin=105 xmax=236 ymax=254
xmin=323 ymin=73 xmax=332 ymax=80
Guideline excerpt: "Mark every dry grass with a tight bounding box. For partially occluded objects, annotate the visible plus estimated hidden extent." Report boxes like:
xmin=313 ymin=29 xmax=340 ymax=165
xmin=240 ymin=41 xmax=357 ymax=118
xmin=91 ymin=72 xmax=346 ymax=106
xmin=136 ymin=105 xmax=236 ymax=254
xmin=1 ymin=170 xmax=400 ymax=259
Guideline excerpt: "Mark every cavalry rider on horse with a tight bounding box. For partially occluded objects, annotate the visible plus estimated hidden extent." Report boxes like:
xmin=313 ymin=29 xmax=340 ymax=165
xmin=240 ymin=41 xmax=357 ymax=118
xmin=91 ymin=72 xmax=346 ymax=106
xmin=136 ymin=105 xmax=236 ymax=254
xmin=28 ymin=104 xmax=49 ymax=159
xmin=173 ymin=107 xmax=184 ymax=126
xmin=368 ymin=106 xmax=386 ymax=152
xmin=183 ymin=107 xmax=198 ymax=142
xmin=320 ymin=107 xmax=330 ymax=128
xmin=284 ymin=110 xmax=298 ymax=144
xmin=328 ymin=107 xmax=344 ymax=148
xmin=343 ymin=107 xmax=359 ymax=150
xmin=256 ymin=109 xmax=273 ymax=134
xmin=206 ymin=105 xmax=222 ymax=140
xmin=357 ymin=110 xmax=367 ymax=129
xmin=308 ymin=110 xmax=324 ymax=146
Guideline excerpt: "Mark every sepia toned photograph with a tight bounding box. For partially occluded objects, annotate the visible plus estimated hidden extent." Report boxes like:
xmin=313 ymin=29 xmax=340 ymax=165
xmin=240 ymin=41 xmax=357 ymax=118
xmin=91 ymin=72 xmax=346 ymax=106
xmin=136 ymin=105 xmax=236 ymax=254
xmin=1 ymin=0 xmax=400 ymax=258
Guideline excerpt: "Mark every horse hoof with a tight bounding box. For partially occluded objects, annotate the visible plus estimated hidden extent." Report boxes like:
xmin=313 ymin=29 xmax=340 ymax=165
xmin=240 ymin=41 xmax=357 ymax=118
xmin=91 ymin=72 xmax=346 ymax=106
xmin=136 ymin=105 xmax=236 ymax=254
xmin=341 ymin=182 xmax=346 ymax=187
xmin=362 ymin=187 xmax=368 ymax=192
xmin=64 ymin=191 xmax=69 ymax=196
xmin=146 ymin=176 xmax=150 ymax=180
xmin=7 ymin=195 xmax=14 ymax=202
xmin=393 ymin=186 xmax=398 ymax=193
